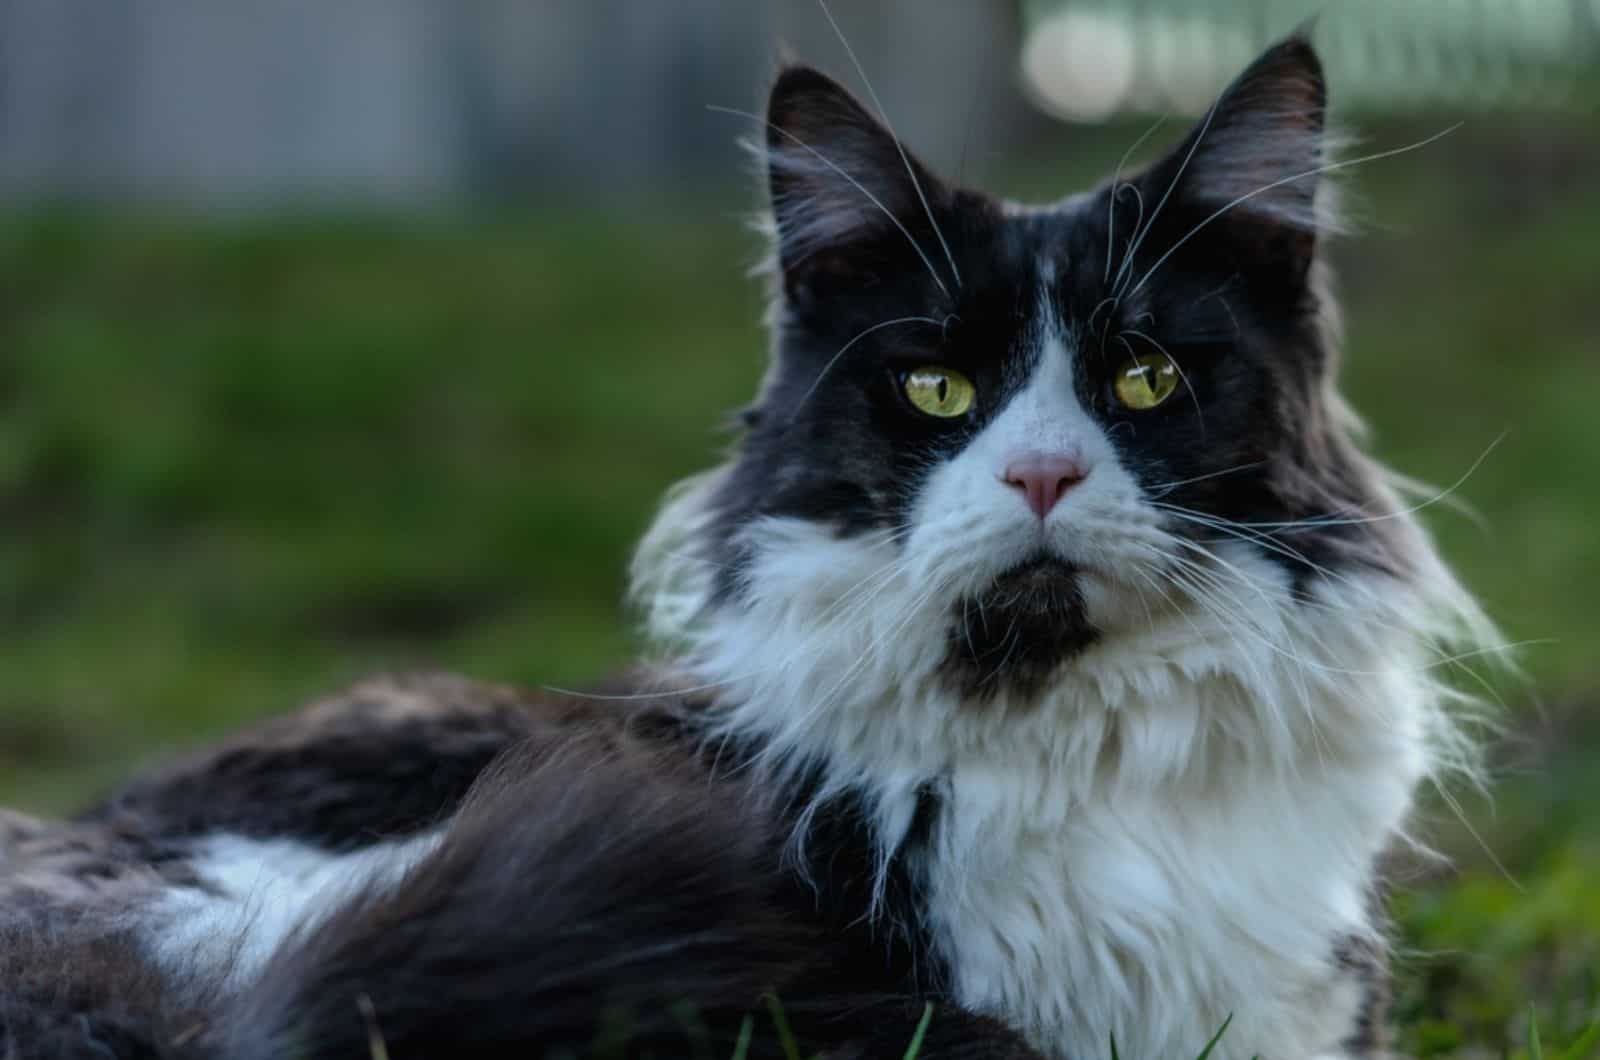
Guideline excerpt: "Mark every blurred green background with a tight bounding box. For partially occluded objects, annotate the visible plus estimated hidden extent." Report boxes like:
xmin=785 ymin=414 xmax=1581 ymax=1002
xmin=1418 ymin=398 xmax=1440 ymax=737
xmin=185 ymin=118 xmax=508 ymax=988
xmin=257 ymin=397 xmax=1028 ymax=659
xmin=1 ymin=2 xmax=1597 ymax=1056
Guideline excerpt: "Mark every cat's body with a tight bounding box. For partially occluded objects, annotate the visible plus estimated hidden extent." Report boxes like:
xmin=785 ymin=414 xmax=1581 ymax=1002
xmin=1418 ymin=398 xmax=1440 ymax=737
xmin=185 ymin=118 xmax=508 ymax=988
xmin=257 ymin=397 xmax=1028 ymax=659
xmin=1 ymin=33 xmax=1492 ymax=1060
xmin=2 ymin=664 xmax=1392 ymax=1060
xmin=1 ymin=673 xmax=1043 ymax=1058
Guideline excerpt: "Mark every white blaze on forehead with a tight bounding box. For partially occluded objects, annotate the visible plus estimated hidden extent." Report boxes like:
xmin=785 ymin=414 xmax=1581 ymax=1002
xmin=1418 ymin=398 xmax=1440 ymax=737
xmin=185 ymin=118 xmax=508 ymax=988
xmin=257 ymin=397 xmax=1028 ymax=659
xmin=972 ymin=323 xmax=1113 ymax=474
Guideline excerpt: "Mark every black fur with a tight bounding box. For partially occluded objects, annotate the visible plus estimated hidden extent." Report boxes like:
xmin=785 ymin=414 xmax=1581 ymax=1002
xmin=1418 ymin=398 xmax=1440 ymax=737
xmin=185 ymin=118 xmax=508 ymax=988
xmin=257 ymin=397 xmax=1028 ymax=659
xmin=946 ymin=558 xmax=1099 ymax=699
xmin=213 ymin=738 xmax=809 ymax=1059
xmin=211 ymin=737 xmax=1028 ymax=1060
xmin=78 ymin=674 xmax=546 ymax=850
xmin=0 ymin=900 xmax=207 ymax=1060
xmin=2 ymin=675 xmax=1037 ymax=1059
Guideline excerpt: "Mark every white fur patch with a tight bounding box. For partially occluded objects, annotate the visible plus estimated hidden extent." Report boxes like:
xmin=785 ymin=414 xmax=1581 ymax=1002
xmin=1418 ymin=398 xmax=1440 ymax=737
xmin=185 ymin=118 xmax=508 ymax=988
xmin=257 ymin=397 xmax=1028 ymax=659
xmin=632 ymin=300 xmax=1490 ymax=1057
xmin=144 ymin=831 xmax=442 ymax=991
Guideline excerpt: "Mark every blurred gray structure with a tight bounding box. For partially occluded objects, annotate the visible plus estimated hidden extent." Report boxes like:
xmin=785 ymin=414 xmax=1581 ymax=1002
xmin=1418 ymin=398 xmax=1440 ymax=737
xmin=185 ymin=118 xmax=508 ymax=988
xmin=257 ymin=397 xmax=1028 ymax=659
xmin=6 ymin=0 xmax=1593 ymax=209
xmin=0 ymin=0 xmax=1035 ymax=207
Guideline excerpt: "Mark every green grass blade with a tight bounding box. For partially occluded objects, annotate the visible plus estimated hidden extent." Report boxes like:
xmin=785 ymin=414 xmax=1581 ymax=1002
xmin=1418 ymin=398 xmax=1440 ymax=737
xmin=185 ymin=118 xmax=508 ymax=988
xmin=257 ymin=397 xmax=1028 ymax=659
xmin=762 ymin=994 xmax=803 ymax=1060
xmin=902 ymin=1002 xmax=935 ymax=1060
xmin=729 ymin=1015 xmax=755 ymax=1060
xmin=1110 ymin=1032 xmax=1122 ymax=1060
xmin=1559 ymin=1021 xmax=1600 ymax=1060
xmin=1193 ymin=1014 xmax=1234 ymax=1060
xmin=1531 ymin=1007 xmax=1545 ymax=1060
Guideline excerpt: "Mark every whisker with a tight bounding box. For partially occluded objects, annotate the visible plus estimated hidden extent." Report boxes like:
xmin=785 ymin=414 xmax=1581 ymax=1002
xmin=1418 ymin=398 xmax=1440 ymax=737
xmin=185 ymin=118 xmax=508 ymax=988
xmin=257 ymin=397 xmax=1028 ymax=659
xmin=1112 ymin=99 xmax=1223 ymax=298
xmin=1085 ymin=296 xmax=1118 ymax=345
xmin=1237 ymin=430 xmax=1504 ymax=532
xmin=1151 ymin=540 xmax=1360 ymax=690
xmin=1145 ymin=461 xmax=1266 ymax=497
xmin=1125 ymin=123 xmax=1464 ymax=300
xmin=1104 ymin=115 xmax=1167 ymax=284
xmin=1165 ymin=546 xmax=1321 ymax=693
xmin=1189 ymin=273 xmax=1243 ymax=339
xmin=707 ymin=105 xmax=952 ymax=300
xmin=790 ymin=316 xmax=942 ymax=418
xmin=1432 ymin=781 xmax=1525 ymax=892
xmin=1107 ymin=184 xmax=1144 ymax=302
xmin=815 ymin=0 xmax=962 ymax=291
xmin=1152 ymin=555 xmax=1301 ymax=751
xmin=1154 ymin=503 xmax=1528 ymax=709
xmin=1126 ymin=567 xmax=1157 ymax=637
xmin=1128 ymin=555 xmax=1213 ymax=644
xmin=1152 ymin=523 xmax=1528 ymax=689
xmin=781 ymin=573 xmax=952 ymax=749
xmin=543 ymin=678 xmax=743 ymax=703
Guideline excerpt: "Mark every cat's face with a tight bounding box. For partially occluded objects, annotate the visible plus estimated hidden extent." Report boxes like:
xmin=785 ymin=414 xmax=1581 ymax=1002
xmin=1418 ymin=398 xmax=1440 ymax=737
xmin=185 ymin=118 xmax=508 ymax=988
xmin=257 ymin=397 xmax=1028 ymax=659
xmin=692 ymin=36 xmax=1414 ymax=700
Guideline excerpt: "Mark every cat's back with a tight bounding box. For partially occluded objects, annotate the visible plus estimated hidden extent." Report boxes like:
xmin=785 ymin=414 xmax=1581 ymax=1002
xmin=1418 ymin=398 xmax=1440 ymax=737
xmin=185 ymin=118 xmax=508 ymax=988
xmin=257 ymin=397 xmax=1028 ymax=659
xmin=78 ymin=669 xmax=699 ymax=847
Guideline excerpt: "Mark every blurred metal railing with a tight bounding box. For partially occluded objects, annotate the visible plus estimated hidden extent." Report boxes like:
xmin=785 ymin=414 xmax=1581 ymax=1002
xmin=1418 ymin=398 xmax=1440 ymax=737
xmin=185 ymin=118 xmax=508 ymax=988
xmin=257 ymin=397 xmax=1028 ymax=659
xmin=1021 ymin=0 xmax=1600 ymax=121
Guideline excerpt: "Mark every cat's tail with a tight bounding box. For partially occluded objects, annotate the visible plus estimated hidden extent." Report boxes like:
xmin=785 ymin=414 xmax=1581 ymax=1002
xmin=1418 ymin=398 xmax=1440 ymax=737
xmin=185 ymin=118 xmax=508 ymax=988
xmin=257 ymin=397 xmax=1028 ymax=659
xmin=207 ymin=737 xmax=821 ymax=1060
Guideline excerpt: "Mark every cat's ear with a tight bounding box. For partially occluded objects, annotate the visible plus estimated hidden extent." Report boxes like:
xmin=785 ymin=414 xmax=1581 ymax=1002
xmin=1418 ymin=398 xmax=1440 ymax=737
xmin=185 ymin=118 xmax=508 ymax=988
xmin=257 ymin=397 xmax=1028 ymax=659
xmin=762 ymin=65 xmax=954 ymax=302
xmin=1131 ymin=31 xmax=1333 ymax=284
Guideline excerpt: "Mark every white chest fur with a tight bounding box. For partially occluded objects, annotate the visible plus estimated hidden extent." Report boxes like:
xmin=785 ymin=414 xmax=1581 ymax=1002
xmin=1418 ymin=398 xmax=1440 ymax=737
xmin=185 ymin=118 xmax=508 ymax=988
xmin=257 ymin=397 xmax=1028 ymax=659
xmin=924 ymin=745 xmax=1412 ymax=1060
xmin=638 ymin=504 xmax=1478 ymax=1059
xmin=704 ymin=603 xmax=1437 ymax=1059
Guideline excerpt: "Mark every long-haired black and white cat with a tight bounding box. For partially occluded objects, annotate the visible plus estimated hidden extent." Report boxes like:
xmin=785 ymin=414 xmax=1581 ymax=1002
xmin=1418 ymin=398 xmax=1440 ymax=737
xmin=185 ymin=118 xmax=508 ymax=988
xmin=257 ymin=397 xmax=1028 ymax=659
xmin=0 ymin=31 xmax=1495 ymax=1060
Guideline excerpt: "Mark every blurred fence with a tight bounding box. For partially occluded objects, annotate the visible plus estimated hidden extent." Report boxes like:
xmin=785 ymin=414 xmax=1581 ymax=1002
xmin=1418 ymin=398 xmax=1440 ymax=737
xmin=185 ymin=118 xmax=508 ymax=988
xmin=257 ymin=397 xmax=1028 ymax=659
xmin=3 ymin=1 xmax=1593 ymax=208
xmin=0 ymin=0 xmax=1032 ymax=208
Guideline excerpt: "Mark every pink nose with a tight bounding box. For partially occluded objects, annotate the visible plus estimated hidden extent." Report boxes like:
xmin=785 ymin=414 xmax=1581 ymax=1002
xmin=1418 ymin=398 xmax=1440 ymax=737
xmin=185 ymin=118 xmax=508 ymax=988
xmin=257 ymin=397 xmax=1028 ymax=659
xmin=1002 ymin=452 xmax=1088 ymax=519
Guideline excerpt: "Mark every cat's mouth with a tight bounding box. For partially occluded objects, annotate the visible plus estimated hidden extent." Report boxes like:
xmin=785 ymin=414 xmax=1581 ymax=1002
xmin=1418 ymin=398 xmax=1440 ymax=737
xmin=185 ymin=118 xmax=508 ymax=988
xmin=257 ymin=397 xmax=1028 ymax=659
xmin=941 ymin=556 xmax=1099 ymax=699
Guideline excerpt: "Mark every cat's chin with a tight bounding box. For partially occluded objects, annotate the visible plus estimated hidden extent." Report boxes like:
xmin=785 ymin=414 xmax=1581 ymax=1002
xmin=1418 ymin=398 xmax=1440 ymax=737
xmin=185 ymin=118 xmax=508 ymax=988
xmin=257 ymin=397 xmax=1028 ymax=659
xmin=941 ymin=555 xmax=1099 ymax=701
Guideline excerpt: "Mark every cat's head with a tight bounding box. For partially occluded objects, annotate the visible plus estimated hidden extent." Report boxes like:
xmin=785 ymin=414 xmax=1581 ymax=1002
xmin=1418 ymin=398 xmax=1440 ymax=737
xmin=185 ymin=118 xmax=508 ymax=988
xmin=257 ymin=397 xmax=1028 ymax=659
xmin=634 ymin=35 xmax=1488 ymax=765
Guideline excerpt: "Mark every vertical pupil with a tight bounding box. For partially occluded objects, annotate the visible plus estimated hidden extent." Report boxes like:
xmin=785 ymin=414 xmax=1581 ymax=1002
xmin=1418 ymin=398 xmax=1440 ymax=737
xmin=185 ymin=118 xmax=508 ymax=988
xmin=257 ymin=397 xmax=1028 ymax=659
xmin=936 ymin=378 xmax=948 ymax=403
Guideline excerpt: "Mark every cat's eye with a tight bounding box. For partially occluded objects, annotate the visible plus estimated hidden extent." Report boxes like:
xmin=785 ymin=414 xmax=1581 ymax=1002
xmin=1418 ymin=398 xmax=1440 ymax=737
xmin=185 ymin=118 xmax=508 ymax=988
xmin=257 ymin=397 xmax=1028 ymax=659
xmin=902 ymin=366 xmax=975 ymax=419
xmin=1112 ymin=351 xmax=1180 ymax=411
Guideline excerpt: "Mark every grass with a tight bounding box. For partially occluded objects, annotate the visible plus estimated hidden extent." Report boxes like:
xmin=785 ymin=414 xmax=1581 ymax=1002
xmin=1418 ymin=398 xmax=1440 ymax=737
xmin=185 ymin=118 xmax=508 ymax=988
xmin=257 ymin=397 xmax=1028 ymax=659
xmin=0 ymin=114 xmax=1596 ymax=1055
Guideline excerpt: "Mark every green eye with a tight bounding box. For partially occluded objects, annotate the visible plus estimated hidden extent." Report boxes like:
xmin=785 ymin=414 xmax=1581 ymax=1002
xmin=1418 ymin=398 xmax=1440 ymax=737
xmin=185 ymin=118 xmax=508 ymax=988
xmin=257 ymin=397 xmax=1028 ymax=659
xmin=1113 ymin=351 xmax=1180 ymax=410
xmin=902 ymin=366 xmax=975 ymax=418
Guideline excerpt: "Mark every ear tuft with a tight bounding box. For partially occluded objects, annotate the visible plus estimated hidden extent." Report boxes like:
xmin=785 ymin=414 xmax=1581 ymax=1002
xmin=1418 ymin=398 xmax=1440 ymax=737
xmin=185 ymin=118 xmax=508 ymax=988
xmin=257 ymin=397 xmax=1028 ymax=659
xmin=766 ymin=65 xmax=875 ymax=151
xmin=760 ymin=65 xmax=950 ymax=292
xmin=1173 ymin=32 xmax=1332 ymax=233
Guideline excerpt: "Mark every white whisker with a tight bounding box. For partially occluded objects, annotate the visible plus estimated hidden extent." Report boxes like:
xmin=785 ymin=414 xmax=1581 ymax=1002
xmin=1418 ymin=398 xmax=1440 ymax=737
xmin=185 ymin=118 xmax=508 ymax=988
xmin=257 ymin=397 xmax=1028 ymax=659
xmin=1104 ymin=116 xmax=1167 ymax=284
xmin=790 ymin=316 xmax=942 ymax=418
xmin=1240 ymin=430 xmax=1504 ymax=532
xmin=815 ymin=0 xmax=962 ymax=291
xmin=1112 ymin=99 xmax=1223 ymax=298
xmin=1146 ymin=461 xmax=1266 ymax=497
xmin=708 ymin=105 xmax=952 ymax=300
xmin=1125 ymin=123 xmax=1463 ymax=299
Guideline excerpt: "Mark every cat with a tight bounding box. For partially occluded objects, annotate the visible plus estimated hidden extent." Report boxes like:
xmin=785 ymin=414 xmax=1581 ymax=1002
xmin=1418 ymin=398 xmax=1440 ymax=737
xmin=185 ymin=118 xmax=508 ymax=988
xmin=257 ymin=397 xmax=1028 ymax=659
xmin=0 ymin=31 xmax=1495 ymax=1060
